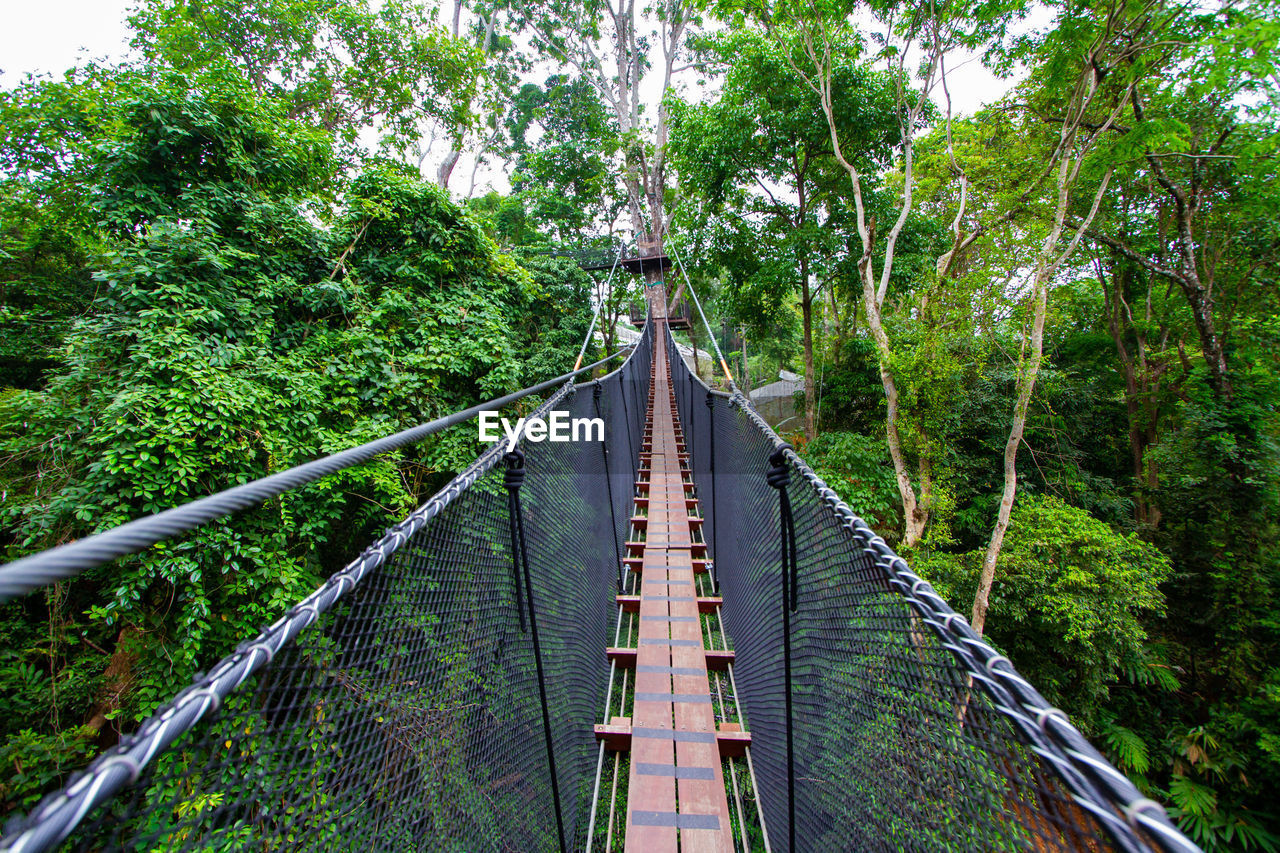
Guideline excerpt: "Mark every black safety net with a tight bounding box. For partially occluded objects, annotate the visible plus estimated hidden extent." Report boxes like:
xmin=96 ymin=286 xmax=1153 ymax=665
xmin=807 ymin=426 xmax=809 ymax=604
xmin=665 ymin=328 xmax=1195 ymax=853
xmin=1 ymin=326 xmax=653 ymax=853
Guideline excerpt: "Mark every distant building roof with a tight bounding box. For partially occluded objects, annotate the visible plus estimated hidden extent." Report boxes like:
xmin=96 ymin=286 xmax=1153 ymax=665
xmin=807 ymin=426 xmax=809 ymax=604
xmin=750 ymin=377 xmax=803 ymax=401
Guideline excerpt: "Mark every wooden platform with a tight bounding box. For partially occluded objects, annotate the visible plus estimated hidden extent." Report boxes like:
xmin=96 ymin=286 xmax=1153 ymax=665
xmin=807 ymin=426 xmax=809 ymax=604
xmin=618 ymin=318 xmax=733 ymax=853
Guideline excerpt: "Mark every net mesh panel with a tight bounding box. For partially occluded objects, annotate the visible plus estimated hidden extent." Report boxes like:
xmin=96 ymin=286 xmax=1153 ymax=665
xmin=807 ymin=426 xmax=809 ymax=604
xmin=4 ymin=327 xmax=652 ymax=853
xmin=664 ymin=331 xmax=1192 ymax=853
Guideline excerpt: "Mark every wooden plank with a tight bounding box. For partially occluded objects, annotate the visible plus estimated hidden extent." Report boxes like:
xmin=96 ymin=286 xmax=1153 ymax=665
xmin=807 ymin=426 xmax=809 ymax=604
xmin=624 ymin=317 xmax=734 ymax=853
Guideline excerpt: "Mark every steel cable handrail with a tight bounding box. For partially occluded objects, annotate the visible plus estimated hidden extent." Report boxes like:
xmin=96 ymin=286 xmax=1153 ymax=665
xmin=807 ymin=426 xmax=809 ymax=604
xmin=2 ymin=324 xmax=655 ymax=853
xmin=0 ymin=350 xmax=632 ymax=602
xmin=662 ymin=322 xmax=1197 ymax=853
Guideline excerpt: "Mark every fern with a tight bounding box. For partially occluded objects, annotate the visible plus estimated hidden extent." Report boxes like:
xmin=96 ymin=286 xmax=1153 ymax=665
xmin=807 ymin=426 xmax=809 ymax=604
xmin=1100 ymin=717 xmax=1151 ymax=775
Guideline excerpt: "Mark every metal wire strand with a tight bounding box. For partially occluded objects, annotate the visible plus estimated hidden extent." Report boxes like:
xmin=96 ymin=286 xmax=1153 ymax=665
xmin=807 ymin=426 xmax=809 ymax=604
xmin=0 ymin=350 xmax=632 ymax=602
xmin=662 ymin=322 xmax=1197 ymax=853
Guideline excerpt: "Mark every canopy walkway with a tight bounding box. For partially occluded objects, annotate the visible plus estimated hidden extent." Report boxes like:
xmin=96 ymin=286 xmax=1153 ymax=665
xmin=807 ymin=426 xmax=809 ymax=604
xmin=0 ymin=283 xmax=1199 ymax=852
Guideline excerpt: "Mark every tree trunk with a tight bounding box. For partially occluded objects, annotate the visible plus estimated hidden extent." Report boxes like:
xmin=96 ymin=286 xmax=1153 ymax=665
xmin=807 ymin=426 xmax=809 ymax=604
xmin=801 ymin=260 xmax=816 ymax=440
xmin=969 ymin=137 xmax=1114 ymax=636
xmin=971 ymin=274 xmax=1047 ymax=637
xmin=1100 ymin=257 xmax=1168 ymax=528
xmin=85 ymin=625 xmax=143 ymax=744
xmin=1131 ymin=90 xmax=1233 ymax=403
xmin=689 ymin=313 xmax=704 ymax=380
xmin=859 ymin=276 xmax=927 ymax=546
xmin=437 ymin=147 xmax=461 ymax=190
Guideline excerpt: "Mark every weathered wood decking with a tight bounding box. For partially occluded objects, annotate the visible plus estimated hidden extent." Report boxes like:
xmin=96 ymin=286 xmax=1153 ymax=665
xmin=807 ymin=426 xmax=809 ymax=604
xmin=611 ymin=318 xmax=735 ymax=852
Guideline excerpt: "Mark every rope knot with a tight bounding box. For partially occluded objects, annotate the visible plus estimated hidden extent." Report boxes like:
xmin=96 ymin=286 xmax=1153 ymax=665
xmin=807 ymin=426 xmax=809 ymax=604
xmin=767 ymin=445 xmax=793 ymax=490
xmin=592 ymin=380 xmax=603 ymax=401
xmin=503 ymin=450 xmax=526 ymax=492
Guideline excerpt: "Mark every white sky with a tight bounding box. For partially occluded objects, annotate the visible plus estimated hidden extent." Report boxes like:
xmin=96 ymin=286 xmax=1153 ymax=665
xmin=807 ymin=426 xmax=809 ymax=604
xmin=0 ymin=0 xmax=1035 ymax=197
xmin=0 ymin=0 xmax=136 ymax=84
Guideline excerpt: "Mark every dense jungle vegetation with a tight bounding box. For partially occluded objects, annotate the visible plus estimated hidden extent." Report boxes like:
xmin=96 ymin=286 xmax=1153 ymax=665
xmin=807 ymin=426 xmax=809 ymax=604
xmin=1 ymin=0 xmax=1276 ymax=849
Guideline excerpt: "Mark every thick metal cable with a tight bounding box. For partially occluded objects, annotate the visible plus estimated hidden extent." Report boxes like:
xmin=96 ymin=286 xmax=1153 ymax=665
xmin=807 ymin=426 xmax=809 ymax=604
xmin=2 ymin=331 xmax=655 ymax=853
xmin=0 ymin=350 xmax=630 ymax=602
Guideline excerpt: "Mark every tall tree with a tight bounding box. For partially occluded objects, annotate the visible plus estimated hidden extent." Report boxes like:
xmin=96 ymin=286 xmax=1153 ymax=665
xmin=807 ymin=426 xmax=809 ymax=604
xmin=505 ymin=74 xmax=619 ymax=242
xmin=512 ymin=0 xmax=696 ymax=285
xmin=725 ymin=0 xmax=1022 ymax=545
xmin=970 ymin=9 xmax=1134 ymax=634
xmin=128 ymin=0 xmax=483 ymax=149
xmin=669 ymin=28 xmax=901 ymax=437
xmin=424 ymin=0 xmax=527 ymax=192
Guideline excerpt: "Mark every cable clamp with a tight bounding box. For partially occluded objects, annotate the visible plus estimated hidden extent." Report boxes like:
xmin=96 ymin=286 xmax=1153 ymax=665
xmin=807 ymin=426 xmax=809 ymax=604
xmin=97 ymin=752 xmax=142 ymax=785
xmin=1123 ymin=798 xmax=1167 ymax=829
xmin=246 ymin=641 xmax=276 ymax=667
xmin=1034 ymin=705 xmax=1070 ymax=735
xmin=984 ymin=654 xmax=1013 ymax=676
xmin=187 ymin=685 xmax=223 ymax=715
xmin=294 ymin=602 xmax=321 ymax=627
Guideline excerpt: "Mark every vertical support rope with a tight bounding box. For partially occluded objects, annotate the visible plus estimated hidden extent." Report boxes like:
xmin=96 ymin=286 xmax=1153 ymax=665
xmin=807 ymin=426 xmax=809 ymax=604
xmin=767 ymin=446 xmax=798 ymax=852
xmin=617 ymin=371 xmax=635 ymax=480
xmin=593 ymin=381 xmax=623 ymax=589
xmin=687 ymin=364 xmax=696 ymax=473
xmin=506 ymin=459 xmax=528 ymax=634
xmin=504 ymin=450 xmax=567 ymax=853
xmin=706 ymin=390 xmax=719 ymax=590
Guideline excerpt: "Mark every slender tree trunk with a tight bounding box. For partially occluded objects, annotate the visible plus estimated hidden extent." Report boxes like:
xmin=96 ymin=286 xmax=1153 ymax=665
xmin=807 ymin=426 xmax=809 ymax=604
xmin=801 ymin=263 xmax=816 ymax=440
xmin=971 ymin=273 xmax=1047 ymax=637
xmin=437 ymin=148 xmax=461 ymax=190
xmin=1101 ymin=259 xmax=1168 ymax=529
xmin=970 ymin=147 xmax=1115 ymax=637
xmin=856 ymin=269 xmax=928 ymax=545
xmin=969 ymin=34 xmax=1127 ymax=634
xmin=689 ymin=315 xmax=705 ymax=381
xmin=1131 ymin=90 xmax=1233 ymax=403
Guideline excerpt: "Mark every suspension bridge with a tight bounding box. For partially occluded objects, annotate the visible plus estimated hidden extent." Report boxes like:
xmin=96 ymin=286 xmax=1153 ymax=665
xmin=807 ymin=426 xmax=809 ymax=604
xmin=0 ymin=270 xmax=1199 ymax=851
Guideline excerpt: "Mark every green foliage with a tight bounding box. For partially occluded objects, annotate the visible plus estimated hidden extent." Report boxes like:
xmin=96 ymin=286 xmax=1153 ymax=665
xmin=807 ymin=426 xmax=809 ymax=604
xmin=0 ymin=70 xmax=591 ymax=820
xmin=0 ymin=67 xmax=123 ymax=387
xmin=921 ymin=494 xmax=1171 ymax=722
xmin=0 ymin=0 xmax=1276 ymax=846
xmin=127 ymin=0 xmax=483 ymax=146
xmin=803 ymin=431 xmax=901 ymax=534
xmin=668 ymin=25 xmax=903 ymax=348
xmin=505 ymin=75 xmax=618 ymax=244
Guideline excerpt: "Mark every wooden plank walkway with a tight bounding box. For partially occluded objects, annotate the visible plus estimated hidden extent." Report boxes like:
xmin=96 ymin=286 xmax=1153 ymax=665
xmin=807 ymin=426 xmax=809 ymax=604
xmin=622 ymin=317 xmax=733 ymax=853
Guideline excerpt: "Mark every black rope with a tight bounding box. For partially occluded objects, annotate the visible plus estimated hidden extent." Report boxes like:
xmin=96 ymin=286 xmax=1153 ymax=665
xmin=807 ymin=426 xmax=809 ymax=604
xmin=504 ymin=455 xmax=528 ymax=634
xmin=593 ymin=381 xmax=623 ymax=589
xmin=768 ymin=444 xmax=798 ymax=852
xmin=706 ymin=389 xmax=718 ymax=590
xmin=768 ymin=447 xmax=798 ymax=611
xmin=0 ymin=349 xmax=632 ymax=602
xmin=618 ymin=369 xmax=635 ymax=484
xmin=504 ymin=450 xmax=567 ymax=853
